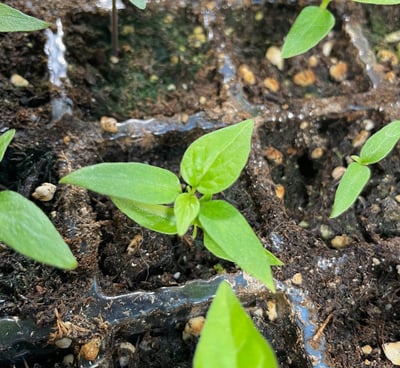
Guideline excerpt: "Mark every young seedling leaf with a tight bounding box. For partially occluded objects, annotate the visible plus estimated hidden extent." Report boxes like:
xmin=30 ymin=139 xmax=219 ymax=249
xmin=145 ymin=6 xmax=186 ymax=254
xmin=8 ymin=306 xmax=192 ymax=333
xmin=0 ymin=3 xmax=50 ymax=32
xmin=181 ymin=120 xmax=253 ymax=195
xmin=358 ymin=120 xmax=400 ymax=165
xmin=330 ymin=162 xmax=371 ymax=218
xmin=0 ymin=191 xmax=77 ymax=269
xmin=174 ymin=193 xmax=200 ymax=236
xmin=128 ymin=0 xmax=147 ymax=9
xmin=60 ymin=163 xmax=181 ymax=204
xmin=193 ymin=281 xmax=279 ymax=368
xmin=352 ymin=0 xmax=400 ymax=4
xmin=0 ymin=129 xmax=15 ymax=162
xmin=203 ymin=232 xmax=234 ymax=262
xmin=199 ymin=200 xmax=278 ymax=291
xmin=112 ymin=197 xmax=177 ymax=234
xmin=281 ymin=6 xmax=335 ymax=58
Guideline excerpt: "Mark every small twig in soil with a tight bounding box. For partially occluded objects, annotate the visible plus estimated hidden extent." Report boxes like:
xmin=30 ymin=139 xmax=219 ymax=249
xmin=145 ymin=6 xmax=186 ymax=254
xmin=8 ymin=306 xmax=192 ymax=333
xmin=312 ymin=313 xmax=334 ymax=342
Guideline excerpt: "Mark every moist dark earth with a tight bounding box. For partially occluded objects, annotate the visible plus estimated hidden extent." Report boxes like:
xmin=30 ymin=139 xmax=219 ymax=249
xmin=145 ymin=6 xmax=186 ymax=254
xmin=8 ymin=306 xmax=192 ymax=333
xmin=0 ymin=0 xmax=399 ymax=367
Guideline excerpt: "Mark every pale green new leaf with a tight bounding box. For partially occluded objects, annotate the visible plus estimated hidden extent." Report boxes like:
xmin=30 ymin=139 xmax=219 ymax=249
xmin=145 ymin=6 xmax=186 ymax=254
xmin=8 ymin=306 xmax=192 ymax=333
xmin=330 ymin=162 xmax=371 ymax=218
xmin=359 ymin=120 xmax=400 ymax=165
xmin=112 ymin=197 xmax=177 ymax=234
xmin=128 ymin=0 xmax=147 ymax=9
xmin=0 ymin=3 xmax=50 ymax=32
xmin=181 ymin=120 xmax=253 ymax=195
xmin=174 ymin=193 xmax=200 ymax=236
xmin=352 ymin=0 xmax=400 ymax=4
xmin=199 ymin=200 xmax=278 ymax=291
xmin=0 ymin=129 xmax=15 ymax=162
xmin=281 ymin=6 xmax=335 ymax=58
xmin=0 ymin=191 xmax=77 ymax=269
xmin=194 ymin=281 xmax=279 ymax=368
xmin=60 ymin=163 xmax=181 ymax=204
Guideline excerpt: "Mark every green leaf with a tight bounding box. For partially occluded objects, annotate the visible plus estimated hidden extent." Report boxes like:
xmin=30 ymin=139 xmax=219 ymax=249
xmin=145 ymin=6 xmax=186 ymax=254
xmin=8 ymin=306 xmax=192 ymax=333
xmin=330 ymin=162 xmax=371 ymax=218
xmin=203 ymin=231 xmax=234 ymax=262
xmin=181 ymin=120 xmax=254 ymax=195
xmin=60 ymin=163 xmax=182 ymax=204
xmin=281 ymin=6 xmax=335 ymax=58
xmin=193 ymin=281 xmax=279 ymax=368
xmin=0 ymin=129 xmax=15 ymax=162
xmin=359 ymin=120 xmax=400 ymax=165
xmin=352 ymin=0 xmax=400 ymax=4
xmin=198 ymin=200 xmax=279 ymax=291
xmin=112 ymin=197 xmax=177 ymax=234
xmin=174 ymin=193 xmax=200 ymax=236
xmin=0 ymin=3 xmax=50 ymax=32
xmin=128 ymin=0 xmax=147 ymax=9
xmin=0 ymin=191 xmax=77 ymax=269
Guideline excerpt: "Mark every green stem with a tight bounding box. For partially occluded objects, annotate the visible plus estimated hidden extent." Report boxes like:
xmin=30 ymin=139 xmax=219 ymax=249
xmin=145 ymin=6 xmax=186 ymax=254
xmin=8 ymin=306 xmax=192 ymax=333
xmin=111 ymin=0 xmax=119 ymax=58
xmin=320 ymin=0 xmax=331 ymax=9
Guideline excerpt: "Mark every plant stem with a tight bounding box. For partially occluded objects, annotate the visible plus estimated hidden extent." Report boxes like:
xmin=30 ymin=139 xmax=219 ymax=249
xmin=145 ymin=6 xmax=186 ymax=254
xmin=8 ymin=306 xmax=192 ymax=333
xmin=320 ymin=0 xmax=331 ymax=9
xmin=111 ymin=0 xmax=119 ymax=58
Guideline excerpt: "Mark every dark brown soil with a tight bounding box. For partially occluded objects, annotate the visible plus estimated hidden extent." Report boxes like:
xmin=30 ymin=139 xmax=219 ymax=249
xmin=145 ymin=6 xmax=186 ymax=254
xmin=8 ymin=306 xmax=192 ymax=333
xmin=0 ymin=1 xmax=399 ymax=367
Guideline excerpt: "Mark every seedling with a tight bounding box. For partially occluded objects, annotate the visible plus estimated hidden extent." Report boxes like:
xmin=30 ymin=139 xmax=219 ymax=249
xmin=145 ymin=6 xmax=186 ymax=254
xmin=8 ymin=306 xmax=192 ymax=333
xmin=0 ymin=130 xmax=77 ymax=269
xmin=193 ymin=281 xmax=278 ymax=368
xmin=282 ymin=0 xmax=400 ymax=58
xmin=0 ymin=3 xmax=50 ymax=32
xmin=330 ymin=120 xmax=400 ymax=217
xmin=60 ymin=120 xmax=282 ymax=291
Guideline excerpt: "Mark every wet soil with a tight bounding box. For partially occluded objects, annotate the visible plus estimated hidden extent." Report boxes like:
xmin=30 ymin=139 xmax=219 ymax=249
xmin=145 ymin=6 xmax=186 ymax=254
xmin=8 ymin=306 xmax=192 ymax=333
xmin=0 ymin=1 xmax=400 ymax=367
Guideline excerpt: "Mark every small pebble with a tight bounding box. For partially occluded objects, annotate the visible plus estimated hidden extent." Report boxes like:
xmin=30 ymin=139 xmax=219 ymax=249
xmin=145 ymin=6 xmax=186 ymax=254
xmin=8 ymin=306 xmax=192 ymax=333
xmin=293 ymin=69 xmax=316 ymax=87
xmin=265 ymin=46 xmax=284 ymax=70
xmin=32 ymin=183 xmax=57 ymax=202
xmin=377 ymin=49 xmax=398 ymax=66
xmin=267 ymin=300 xmax=278 ymax=321
xmin=311 ymin=147 xmax=324 ymax=159
xmin=383 ymin=341 xmax=400 ymax=365
xmin=352 ymin=130 xmax=369 ymax=148
xmin=182 ymin=316 xmax=205 ymax=341
xmin=395 ymin=194 xmax=400 ymax=204
xmin=55 ymin=337 xmax=73 ymax=349
xmin=263 ymin=77 xmax=280 ymax=92
xmin=100 ymin=116 xmax=118 ymax=133
xmin=361 ymin=345 xmax=373 ymax=355
xmin=199 ymin=96 xmax=207 ymax=105
xmin=238 ymin=64 xmax=256 ymax=85
xmin=385 ymin=30 xmax=400 ymax=43
xmin=291 ymin=273 xmax=302 ymax=286
xmin=173 ymin=272 xmax=181 ymax=280
xmin=80 ymin=337 xmax=101 ymax=361
xmin=320 ymin=225 xmax=334 ymax=240
xmin=263 ymin=146 xmax=283 ymax=165
xmin=63 ymin=354 xmax=74 ymax=367
xmin=308 ymin=55 xmax=319 ymax=68
xmin=275 ymin=184 xmax=285 ymax=200
xmin=329 ymin=61 xmax=348 ymax=82
xmin=118 ymin=342 xmax=136 ymax=368
xmin=254 ymin=10 xmax=263 ymax=21
xmin=322 ymin=41 xmax=333 ymax=57
xmin=331 ymin=235 xmax=352 ymax=249
xmin=10 ymin=73 xmax=29 ymax=87
xmin=331 ymin=166 xmax=346 ymax=180
xmin=363 ymin=119 xmax=375 ymax=131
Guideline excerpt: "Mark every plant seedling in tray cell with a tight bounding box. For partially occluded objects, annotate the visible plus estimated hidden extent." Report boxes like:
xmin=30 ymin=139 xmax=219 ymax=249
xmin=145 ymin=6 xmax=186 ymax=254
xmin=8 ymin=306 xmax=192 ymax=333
xmin=0 ymin=130 xmax=77 ymax=269
xmin=60 ymin=119 xmax=282 ymax=291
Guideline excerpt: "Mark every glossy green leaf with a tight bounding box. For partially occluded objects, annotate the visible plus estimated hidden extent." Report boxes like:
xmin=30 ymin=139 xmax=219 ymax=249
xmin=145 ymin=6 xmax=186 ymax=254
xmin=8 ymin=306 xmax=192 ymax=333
xmin=199 ymin=200 xmax=278 ymax=291
xmin=0 ymin=129 xmax=15 ymax=162
xmin=352 ymin=0 xmax=400 ymax=4
xmin=194 ymin=281 xmax=279 ymax=368
xmin=330 ymin=162 xmax=371 ymax=218
xmin=128 ymin=0 xmax=147 ymax=9
xmin=60 ymin=163 xmax=181 ymax=204
xmin=359 ymin=120 xmax=400 ymax=165
xmin=174 ymin=193 xmax=200 ymax=236
xmin=181 ymin=120 xmax=253 ymax=195
xmin=112 ymin=197 xmax=177 ymax=234
xmin=0 ymin=3 xmax=50 ymax=32
xmin=281 ymin=6 xmax=335 ymax=58
xmin=0 ymin=191 xmax=77 ymax=269
xmin=203 ymin=231 xmax=234 ymax=262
